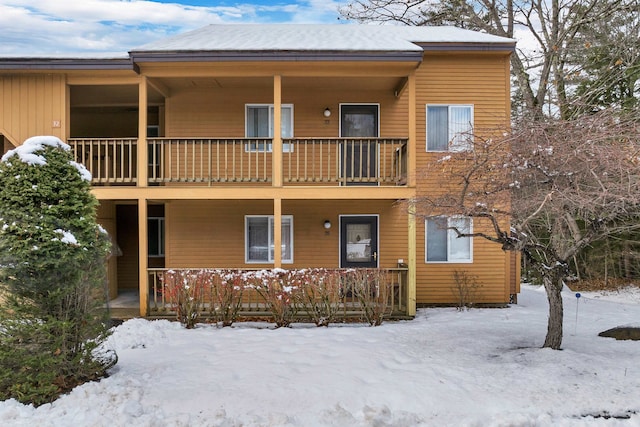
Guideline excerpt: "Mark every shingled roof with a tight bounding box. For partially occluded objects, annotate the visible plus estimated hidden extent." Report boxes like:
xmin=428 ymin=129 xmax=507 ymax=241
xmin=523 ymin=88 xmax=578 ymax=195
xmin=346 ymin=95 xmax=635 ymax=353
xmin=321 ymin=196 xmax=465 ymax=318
xmin=132 ymin=24 xmax=516 ymax=53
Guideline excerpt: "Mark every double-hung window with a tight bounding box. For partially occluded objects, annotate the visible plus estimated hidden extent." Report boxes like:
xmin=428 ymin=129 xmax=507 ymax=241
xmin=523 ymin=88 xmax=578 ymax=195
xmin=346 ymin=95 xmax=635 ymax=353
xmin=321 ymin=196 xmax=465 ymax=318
xmin=426 ymin=105 xmax=473 ymax=152
xmin=425 ymin=216 xmax=472 ymax=262
xmin=245 ymin=104 xmax=294 ymax=152
xmin=245 ymin=215 xmax=293 ymax=263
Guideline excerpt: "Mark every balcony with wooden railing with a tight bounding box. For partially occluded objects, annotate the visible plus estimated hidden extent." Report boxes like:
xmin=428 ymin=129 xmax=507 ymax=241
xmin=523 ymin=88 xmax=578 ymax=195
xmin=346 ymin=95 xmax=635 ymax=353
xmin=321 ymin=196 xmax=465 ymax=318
xmin=69 ymin=138 xmax=138 ymax=185
xmin=69 ymin=137 xmax=408 ymax=186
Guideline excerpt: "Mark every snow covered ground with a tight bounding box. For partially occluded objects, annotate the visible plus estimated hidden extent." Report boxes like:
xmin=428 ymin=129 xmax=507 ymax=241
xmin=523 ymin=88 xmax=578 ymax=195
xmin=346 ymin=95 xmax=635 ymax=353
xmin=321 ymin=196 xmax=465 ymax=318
xmin=1 ymin=284 xmax=639 ymax=427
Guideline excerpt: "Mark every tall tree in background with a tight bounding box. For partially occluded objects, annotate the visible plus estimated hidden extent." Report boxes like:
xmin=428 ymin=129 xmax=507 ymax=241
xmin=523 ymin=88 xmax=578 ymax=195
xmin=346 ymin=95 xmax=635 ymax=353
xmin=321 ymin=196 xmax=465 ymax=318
xmin=340 ymin=0 xmax=638 ymax=119
xmin=570 ymin=6 xmax=640 ymax=115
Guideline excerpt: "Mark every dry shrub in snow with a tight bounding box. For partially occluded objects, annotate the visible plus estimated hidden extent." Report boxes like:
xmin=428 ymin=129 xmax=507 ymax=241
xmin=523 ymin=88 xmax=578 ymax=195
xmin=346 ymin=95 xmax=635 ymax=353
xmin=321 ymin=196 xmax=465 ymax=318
xmin=210 ymin=270 xmax=244 ymax=327
xmin=297 ymin=269 xmax=343 ymax=327
xmin=451 ymin=270 xmax=482 ymax=311
xmin=250 ymin=269 xmax=301 ymax=328
xmin=343 ymin=269 xmax=393 ymax=326
xmin=162 ymin=269 xmax=211 ymax=329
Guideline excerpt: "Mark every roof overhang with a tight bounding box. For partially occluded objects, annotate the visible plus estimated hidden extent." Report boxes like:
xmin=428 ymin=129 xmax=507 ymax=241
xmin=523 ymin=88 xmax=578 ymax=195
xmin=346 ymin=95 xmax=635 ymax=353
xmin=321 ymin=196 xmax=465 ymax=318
xmin=418 ymin=42 xmax=516 ymax=52
xmin=129 ymin=50 xmax=425 ymax=63
xmin=0 ymin=58 xmax=134 ymax=71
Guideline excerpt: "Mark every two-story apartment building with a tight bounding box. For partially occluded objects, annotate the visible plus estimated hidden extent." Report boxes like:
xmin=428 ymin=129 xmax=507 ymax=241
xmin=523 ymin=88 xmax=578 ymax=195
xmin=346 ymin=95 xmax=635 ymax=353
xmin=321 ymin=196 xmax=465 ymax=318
xmin=0 ymin=24 xmax=518 ymax=317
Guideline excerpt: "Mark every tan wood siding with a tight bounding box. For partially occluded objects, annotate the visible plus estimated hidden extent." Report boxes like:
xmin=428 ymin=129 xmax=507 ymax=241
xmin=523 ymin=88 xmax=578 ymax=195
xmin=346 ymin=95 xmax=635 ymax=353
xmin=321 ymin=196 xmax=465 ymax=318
xmin=165 ymin=199 xmax=408 ymax=269
xmin=165 ymin=85 xmax=409 ymax=139
xmin=0 ymin=75 xmax=66 ymax=146
xmin=413 ymin=53 xmax=512 ymax=305
xmin=161 ymin=83 xmax=410 ymax=185
xmin=415 ymin=218 xmax=509 ymax=304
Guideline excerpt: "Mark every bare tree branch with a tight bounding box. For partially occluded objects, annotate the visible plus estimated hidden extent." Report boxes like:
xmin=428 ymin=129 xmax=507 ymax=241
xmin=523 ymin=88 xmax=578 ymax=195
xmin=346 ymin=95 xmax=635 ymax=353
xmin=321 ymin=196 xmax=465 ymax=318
xmin=407 ymin=107 xmax=640 ymax=349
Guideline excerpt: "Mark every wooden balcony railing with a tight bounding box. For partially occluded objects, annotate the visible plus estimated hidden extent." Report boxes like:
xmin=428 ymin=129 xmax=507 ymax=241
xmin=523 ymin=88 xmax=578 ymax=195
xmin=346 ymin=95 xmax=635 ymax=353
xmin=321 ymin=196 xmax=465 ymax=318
xmin=148 ymin=138 xmax=274 ymax=184
xmin=284 ymin=138 xmax=407 ymax=185
xmin=70 ymin=137 xmax=408 ymax=186
xmin=69 ymin=138 xmax=137 ymax=184
xmin=147 ymin=267 xmax=408 ymax=318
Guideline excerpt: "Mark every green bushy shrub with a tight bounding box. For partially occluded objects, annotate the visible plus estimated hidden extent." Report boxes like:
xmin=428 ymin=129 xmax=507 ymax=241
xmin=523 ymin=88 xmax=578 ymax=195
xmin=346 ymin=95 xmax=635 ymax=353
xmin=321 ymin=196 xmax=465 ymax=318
xmin=0 ymin=136 xmax=116 ymax=405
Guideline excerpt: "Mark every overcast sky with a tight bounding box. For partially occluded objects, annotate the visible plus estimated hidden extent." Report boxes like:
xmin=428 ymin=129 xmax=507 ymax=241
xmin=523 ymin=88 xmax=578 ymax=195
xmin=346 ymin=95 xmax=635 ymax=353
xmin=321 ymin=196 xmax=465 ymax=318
xmin=0 ymin=0 xmax=349 ymax=57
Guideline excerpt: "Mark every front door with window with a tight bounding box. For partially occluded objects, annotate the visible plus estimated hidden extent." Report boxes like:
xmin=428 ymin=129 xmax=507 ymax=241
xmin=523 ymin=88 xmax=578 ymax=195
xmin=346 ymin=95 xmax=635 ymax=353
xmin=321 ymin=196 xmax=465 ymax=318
xmin=340 ymin=104 xmax=378 ymax=185
xmin=340 ymin=216 xmax=378 ymax=268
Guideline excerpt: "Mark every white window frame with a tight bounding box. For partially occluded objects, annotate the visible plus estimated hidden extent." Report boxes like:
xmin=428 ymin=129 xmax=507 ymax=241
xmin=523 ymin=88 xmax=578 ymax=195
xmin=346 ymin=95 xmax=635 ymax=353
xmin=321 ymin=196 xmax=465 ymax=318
xmin=425 ymin=216 xmax=473 ymax=263
xmin=426 ymin=104 xmax=474 ymax=152
xmin=245 ymin=215 xmax=294 ymax=264
xmin=148 ymin=217 xmax=165 ymax=257
xmin=244 ymin=104 xmax=294 ymax=152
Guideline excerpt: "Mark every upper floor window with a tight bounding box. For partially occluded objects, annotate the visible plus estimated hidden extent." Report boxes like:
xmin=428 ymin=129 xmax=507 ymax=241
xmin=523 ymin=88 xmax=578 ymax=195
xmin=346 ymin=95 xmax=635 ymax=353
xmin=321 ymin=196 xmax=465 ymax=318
xmin=245 ymin=104 xmax=294 ymax=152
xmin=426 ymin=105 xmax=473 ymax=152
xmin=425 ymin=216 xmax=472 ymax=263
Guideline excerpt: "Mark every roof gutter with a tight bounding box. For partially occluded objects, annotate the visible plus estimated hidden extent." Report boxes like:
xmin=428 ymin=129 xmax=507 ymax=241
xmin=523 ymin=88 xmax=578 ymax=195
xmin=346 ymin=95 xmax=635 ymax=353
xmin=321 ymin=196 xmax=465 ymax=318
xmin=129 ymin=50 xmax=425 ymax=63
xmin=0 ymin=58 xmax=134 ymax=71
xmin=417 ymin=42 xmax=516 ymax=52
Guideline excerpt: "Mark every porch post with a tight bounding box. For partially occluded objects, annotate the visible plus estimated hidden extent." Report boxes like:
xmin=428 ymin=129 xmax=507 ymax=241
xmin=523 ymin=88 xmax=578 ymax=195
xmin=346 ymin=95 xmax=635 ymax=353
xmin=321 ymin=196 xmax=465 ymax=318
xmin=138 ymin=198 xmax=149 ymax=316
xmin=137 ymin=76 xmax=148 ymax=187
xmin=272 ymin=75 xmax=283 ymax=187
xmin=273 ymin=198 xmax=282 ymax=268
xmin=408 ymin=203 xmax=417 ymax=316
xmin=408 ymin=70 xmax=416 ymax=188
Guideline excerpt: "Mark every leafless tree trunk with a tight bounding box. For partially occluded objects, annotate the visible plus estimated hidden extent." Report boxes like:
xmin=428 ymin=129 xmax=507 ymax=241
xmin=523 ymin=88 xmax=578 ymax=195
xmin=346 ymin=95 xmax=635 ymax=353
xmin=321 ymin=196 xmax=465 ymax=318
xmin=542 ymin=267 xmax=564 ymax=349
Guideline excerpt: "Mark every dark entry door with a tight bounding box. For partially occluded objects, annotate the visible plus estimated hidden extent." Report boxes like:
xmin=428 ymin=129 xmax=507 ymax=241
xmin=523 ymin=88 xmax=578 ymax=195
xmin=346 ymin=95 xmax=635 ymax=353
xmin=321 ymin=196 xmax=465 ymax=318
xmin=340 ymin=216 xmax=378 ymax=268
xmin=340 ymin=105 xmax=378 ymax=185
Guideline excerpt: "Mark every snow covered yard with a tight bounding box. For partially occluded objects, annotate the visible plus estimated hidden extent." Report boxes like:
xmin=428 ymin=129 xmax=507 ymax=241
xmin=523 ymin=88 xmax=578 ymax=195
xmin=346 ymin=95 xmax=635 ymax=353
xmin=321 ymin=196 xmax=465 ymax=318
xmin=1 ymin=284 xmax=639 ymax=427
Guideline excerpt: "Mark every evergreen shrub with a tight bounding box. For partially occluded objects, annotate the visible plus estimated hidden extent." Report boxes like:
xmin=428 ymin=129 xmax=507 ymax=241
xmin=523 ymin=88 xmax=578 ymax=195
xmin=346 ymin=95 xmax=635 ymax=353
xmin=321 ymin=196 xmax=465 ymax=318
xmin=0 ymin=136 xmax=116 ymax=405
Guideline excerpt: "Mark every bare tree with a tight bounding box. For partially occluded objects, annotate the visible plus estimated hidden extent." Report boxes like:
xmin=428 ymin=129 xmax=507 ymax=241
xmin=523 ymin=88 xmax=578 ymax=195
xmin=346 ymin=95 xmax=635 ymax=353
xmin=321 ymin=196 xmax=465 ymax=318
xmin=410 ymin=109 xmax=640 ymax=349
xmin=340 ymin=0 xmax=638 ymax=119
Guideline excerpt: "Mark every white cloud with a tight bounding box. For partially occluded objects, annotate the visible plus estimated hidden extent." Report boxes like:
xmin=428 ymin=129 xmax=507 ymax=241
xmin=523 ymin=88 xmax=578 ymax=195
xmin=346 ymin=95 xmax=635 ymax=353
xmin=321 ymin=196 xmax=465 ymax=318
xmin=0 ymin=1 xmax=349 ymax=57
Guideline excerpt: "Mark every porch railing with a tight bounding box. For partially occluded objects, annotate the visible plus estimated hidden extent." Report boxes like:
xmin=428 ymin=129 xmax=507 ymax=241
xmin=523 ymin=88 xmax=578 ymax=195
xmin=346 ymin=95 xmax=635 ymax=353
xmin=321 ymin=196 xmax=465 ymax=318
xmin=69 ymin=137 xmax=408 ymax=186
xmin=69 ymin=138 xmax=137 ymax=184
xmin=284 ymin=138 xmax=407 ymax=185
xmin=148 ymin=138 xmax=274 ymax=184
xmin=147 ymin=267 xmax=408 ymax=318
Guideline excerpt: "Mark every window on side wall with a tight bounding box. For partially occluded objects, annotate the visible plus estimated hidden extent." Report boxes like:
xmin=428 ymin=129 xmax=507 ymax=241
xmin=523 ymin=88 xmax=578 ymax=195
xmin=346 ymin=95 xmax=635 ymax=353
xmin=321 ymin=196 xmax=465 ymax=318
xmin=425 ymin=216 xmax=472 ymax=263
xmin=245 ymin=215 xmax=293 ymax=263
xmin=245 ymin=104 xmax=294 ymax=152
xmin=426 ymin=105 xmax=473 ymax=152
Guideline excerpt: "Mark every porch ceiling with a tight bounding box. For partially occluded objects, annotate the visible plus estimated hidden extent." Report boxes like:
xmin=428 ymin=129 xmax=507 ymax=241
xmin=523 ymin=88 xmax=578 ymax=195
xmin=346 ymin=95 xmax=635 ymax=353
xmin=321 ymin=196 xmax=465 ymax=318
xmin=69 ymin=75 xmax=404 ymax=107
xmin=156 ymin=76 xmax=402 ymax=92
xmin=70 ymin=84 xmax=165 ymax=107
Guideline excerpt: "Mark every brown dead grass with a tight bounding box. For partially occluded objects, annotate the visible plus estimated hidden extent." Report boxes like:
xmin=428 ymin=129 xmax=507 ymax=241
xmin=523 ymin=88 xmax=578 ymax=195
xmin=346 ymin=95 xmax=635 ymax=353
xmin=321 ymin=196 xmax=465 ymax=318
xmin=568 ymin=278 xmax=640 ymax=292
